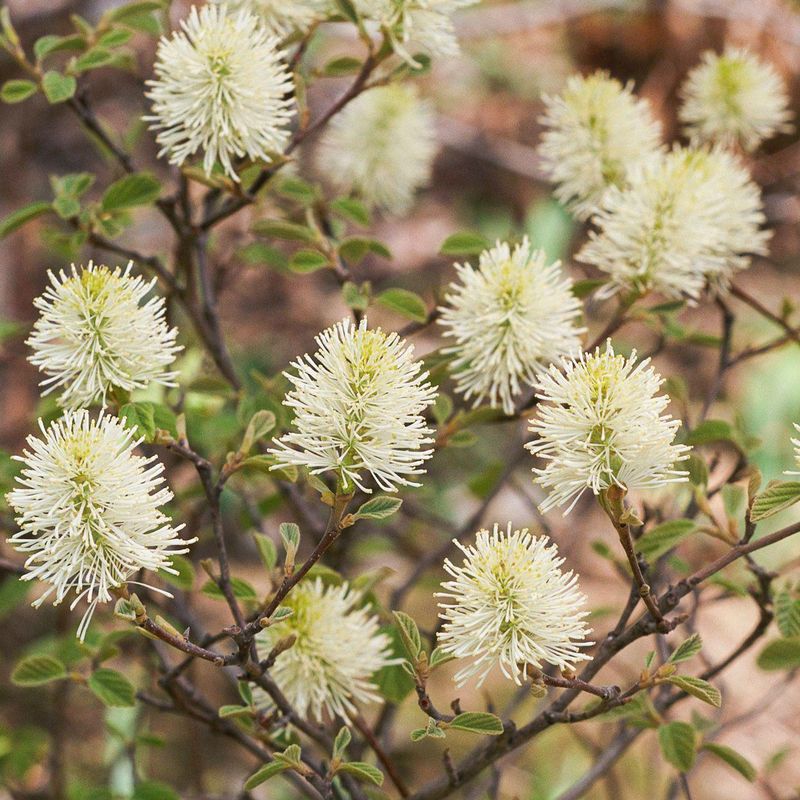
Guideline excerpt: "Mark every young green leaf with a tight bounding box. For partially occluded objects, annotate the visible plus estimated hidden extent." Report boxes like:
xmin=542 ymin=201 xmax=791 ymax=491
xmin=42 ymin=71 xmax=77 ymax=103
xmin=253 ymin=532 xmax=278 ymax=571
xmin=447 ymin=712 xmax=504 ymax=735
xmin=11 ymin=655 xmax=67 ymax=686
xmin=658 ymin=721 xmax=696 ymax=771
xmin=756 ymin=637 xmax=800 ymax=671
xmin=101 ymin=172 xmax=161 ymax=211
xmin=775 ymin=591 xmax=800 ymax=638
xmin=88 ymin=668 xmax=136 ymax=707
xmin=701 ymin=743 xmax=756 ymax=782
xmin=750 ymin=481 xmax=800 ymax=521
xmin=336 ymin=761 xmax=384 ymax=786
xmin=0 ymin=201 xmax=53 ymax=239
xmin=333 ymin=726 xmax=351 ymax=761
xmin=201 ymin=578 xmax=258 ymax=601
xmin=354 ymin=496 xmax=402 ymax=521
xmin=280 ymin=522 xmax=301 ymax=565
xmin=637 ymin=520 xmax=696 ymax=561
xmin=1 ymin=79 xmax=37 ymax=103
xmin=392 ymin=611 xmax=422 ymax=660
xmin=244 ymin=761 xmax=291 ymax=790
xmin=289 ymin=249 xmax=330 ymax=273
xmin=668 ymin=633 xmax=702 ymax=664
xmin=439 ymin=231 xmax=490 ymax=256
xmin=665 ymin=675 xmax=721 ymax=707
xmin=376 ymin=288 xmax=428 ymax=323
xmin=218 ymin=704 xmax=252 ymax=718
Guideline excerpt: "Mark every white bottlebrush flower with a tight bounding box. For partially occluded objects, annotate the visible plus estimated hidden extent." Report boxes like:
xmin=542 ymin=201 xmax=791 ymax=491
xmin=145 ymin=3 xmax=295 ymax=180
xmin=527 ymin=343 xmax=690 ymax=515
xmin=538 ymin=71 xmax=663 ymax=220
xmin=439 ymin=238 xmax=584 ymax=415
xmin=316 ymin=85 xmax=437 ymax=214
xmin=256 ymin=578 xmax=395 ymax=721
xmin=270 ymin=317 xmax=437 ymax=493
xmin=680 ymin=47 xmax=793 ymax=152
xmin=27 ymin=262 xmax=180 ymax=410
xmin=354 ymin=0 xmax=477 ymax=64
xmin=786 ymin=424 xmax=800 ymax=476
xmin=578 ymin=146 xmax=769 ymax=301
xmin=6 ymin=411 xmax=192 ymax=640
xmin=220 ymin=0 xmax=328 ymax=37
xmin=436 ymin=523 xmax=592 ymax=687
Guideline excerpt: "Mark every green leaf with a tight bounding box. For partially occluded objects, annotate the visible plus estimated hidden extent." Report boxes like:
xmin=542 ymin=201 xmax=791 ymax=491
xmin=322 ymin=56 xmax=363 ymax=76
xmin=218 ymin=704 xmax=252 ymax=718
xmin=336 ymin=762 xmax=384 ymax=786
xmin=376 ymin=288 xmax=428 ymax=323
xmin=114 ymin=597 xmax=137 ymax=621
xmin=244 ymin=761 xmax=290 ymax=790
xmin=279 ymin=522 xmax=300 ymax=560
xmin=238 ymin=680 xmax=254 ymax=705
xmin=447 ymin=712 xmax=503 ymax=735
xmin=775 ymin=592 xmax=800 ymax=638
xmin=391 ymin=611 xmax=421 ymax=659
xmin=101 ymin=172 xmax=161 ymax=211
xmin=108 ymin=1 xmax=164 ymax=22
xmin=750 ymin=481 xmax=800 ymax=521
xmin=159 ymin=554 xmax=194 ymax=591
xmin=339 ymin=236 xmax=391 ymax=264
xmin=0 ymin=201 xmax=52 ymax=239
xmin=571 ymin=278 xmax=606 ymax=298
xmin=448 ymin=429 xmax=478 ymax=448
xmin=98 ymin=28 xmax=134 ymax=48
xmin=201 ymin=578 xmax=258 ymax=601
xmin=342 ymin=280 xmax=370 ymax=311
xmin=439 ymin=231 xmax=490 ymax=256
xmin=252 ymin=219 xmax=317 ymax=242
xmin=701 ymin=743 xmax=756 ymax=782
xmin=274 ymin=176 xmax=317 ymax=204
xmin=658 ymin=721 xmax=696 ymax=771
xmin=253 ymin=533 xmax=277 ymax=570
xmin=11 ymin=655 xmax=67 ymax=686
xmin=668 ymin=634 xmax=702 ymax=664
xmin=757 ymin=637 xmax=800 ymax=671
xmin=34 ymin=34 xmax=86 ymax=60
xmin=74 ymin=47 xmax=114 ymax=72
xmin=289 ymin=249 xmax=330 ymax=273
xmin=132 ymin=781 xmax=179 ymax=800
xmin=41 ymin=71 xmax=77 ymax=104
xmin=665 ymin=675 xmax=721 ymax=707
xmin=330 ymin=197 xmax=370 ymax=227
xmin=333 ymin=726 xmax=351 ymax=761
xmin=88 ymin=668 xmax=136 ymax=707
xmin=354 ymin=496 xmax=402 ymax=521
xmin=1 ymin=79 xmax=37 ymax=103
xmin=637 ymin=520 xmax=696 ymax=561
xmin=119 ymin=402 xmax=156 ymax=441
xmin=375 ymin=627 xmax=415 ymax=703
xmin=429 ymin=647 xmax=455 ymax=669
xmin=687 ymin=453 xmax=709 ymax=487
xmin=685 ymin=419 xmax=743 ymax=450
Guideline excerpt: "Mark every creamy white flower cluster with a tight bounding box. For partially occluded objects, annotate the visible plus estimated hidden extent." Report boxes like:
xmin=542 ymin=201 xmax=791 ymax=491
xmin=7 ymin=410 xmax=192 ymax=640
xmin=270 ymin=317 xmax=437 ymax=493
xmin=146 ymin=3 xmax=295 ymax=181
xmin=317 ymin=85 xmax=438 ymax=214
xmin=355 ymin=0 xmax=477 ymax=65
xmin=437 ymin=523 xmax=592 ymax=686
xmin=256 ymin=578 xmax=395 ymax=721
xmin=527 ymin=343 xmax=690 ymax=514
xmin=28 ymin=261 xmax=180 ymax=409
xmin=439 ymin=238 xmax=584 ymax=414
xmin=680 ymin=47 xmax=793 ymax=152
xmin=538 ymin=52 xmax=788 ymax=302
xmin=9 ymin=262 xmax=188 ymax=639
